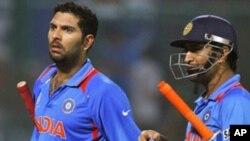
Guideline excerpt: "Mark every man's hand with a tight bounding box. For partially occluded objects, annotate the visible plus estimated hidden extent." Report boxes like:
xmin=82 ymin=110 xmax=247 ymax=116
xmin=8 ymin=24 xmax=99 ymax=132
xmin=138 ymin=130 xmax=167 ymax=141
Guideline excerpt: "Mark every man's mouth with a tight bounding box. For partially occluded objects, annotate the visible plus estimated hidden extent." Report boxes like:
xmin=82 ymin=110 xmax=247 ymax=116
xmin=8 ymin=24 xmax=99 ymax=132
xmin=186 ymin=66 xmax=203 ymax=75
xmin=50 ymin=41 xmax=63 ymax=53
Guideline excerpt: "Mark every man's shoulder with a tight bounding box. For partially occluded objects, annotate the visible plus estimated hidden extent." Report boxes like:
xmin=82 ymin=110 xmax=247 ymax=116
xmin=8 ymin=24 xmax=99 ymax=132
xmin=225 ymin=87 xmax=250 ymax=98
xmin=86 ymin=72 xmax=125 ymax=95
xmin=220 ymin=87 xmax=250 ymax=106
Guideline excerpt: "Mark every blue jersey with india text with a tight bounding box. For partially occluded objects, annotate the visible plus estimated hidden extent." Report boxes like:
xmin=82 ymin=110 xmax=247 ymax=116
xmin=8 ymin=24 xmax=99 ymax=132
xmin=185 ymin=74 xmax=250 ymax=141
xmin=30 ymin=59 xmax=140 ymax=141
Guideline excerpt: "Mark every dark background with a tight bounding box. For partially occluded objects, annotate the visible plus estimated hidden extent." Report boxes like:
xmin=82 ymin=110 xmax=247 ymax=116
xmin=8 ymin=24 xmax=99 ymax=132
xmin=0 ymin=0 xmax=249 ymax=140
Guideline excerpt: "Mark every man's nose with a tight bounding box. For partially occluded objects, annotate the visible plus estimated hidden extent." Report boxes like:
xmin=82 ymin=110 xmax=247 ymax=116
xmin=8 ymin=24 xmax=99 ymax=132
xmin=184 ymin=51 xmax=193 ymax=63
xmin=52 ymin=29 xmax=62 ymax=40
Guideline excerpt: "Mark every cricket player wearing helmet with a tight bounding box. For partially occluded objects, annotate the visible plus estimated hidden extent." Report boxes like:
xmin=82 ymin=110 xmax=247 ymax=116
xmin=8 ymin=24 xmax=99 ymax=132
xmin=139 ymin=15 xmax=250 ymax=141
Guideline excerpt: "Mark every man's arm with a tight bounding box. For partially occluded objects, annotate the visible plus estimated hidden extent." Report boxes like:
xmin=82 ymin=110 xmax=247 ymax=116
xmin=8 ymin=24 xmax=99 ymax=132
xmin=90 ymin=82 xmax=141 ymax=140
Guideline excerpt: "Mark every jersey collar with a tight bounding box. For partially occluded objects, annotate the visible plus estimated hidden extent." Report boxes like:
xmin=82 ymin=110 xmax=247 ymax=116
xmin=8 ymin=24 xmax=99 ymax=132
xmin=65 ymin=58 xmax=96 ymax=87
xmin=195 ymin=74 xmax=241 ymax=104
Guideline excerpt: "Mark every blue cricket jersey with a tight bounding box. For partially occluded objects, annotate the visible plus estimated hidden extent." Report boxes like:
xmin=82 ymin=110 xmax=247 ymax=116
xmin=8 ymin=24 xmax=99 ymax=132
xmin=185 ymin=74 xmax=250 ymax=141
xmin=30 ymin=59 xmax=140 ymax=141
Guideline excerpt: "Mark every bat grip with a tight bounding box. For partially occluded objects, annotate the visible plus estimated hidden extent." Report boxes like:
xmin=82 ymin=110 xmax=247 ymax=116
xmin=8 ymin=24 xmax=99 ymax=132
xmin=158 ymin=81 xmax=214 ymax=141
xmin=17 ymin=81 xmax=35 ymax=121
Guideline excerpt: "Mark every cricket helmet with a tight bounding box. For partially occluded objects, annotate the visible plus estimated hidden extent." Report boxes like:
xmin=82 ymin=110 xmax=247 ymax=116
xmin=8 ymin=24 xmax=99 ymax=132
xmin=169 ymin=15 xmax=238 ymax=80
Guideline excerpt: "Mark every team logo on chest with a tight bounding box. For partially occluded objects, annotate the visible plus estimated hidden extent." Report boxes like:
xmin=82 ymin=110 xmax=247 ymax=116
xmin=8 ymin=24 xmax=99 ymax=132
xmin=62 ymin=98 xmax=75 ymax=114
xmin=203 ymin=109 xmax=211 ymax=122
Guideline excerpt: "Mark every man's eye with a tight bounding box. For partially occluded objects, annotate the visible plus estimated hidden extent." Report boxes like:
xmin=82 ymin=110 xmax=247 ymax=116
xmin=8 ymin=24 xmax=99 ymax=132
xmin=65 ymin=28 xmax=74 ymax=33
xmin=66 ymin=29 xmax=73 ymax=32
xmin=50 ymin=25 xmax=56 ymax=31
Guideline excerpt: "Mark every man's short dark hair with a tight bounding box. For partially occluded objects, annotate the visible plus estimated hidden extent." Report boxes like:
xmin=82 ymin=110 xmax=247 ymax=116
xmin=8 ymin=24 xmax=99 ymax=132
xmin=54 ymin=1 xmax=98 ymax=38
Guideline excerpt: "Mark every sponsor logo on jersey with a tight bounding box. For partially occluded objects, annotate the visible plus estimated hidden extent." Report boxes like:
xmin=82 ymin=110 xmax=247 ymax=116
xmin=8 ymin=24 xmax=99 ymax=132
xmin=122 ymin=109 xmax=131 ymax=116
xmin=62 ymin=98 xmax=75 ymax=114
xmin=222 ymin=128 xmax=230 ymax=140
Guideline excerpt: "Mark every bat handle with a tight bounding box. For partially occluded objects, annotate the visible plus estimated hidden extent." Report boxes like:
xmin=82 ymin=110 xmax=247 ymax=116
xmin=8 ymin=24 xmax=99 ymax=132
xmin=158 ymin=81 xmax=214 ymax=140
xmin=16 ymin=81 xmax=35 ymax=121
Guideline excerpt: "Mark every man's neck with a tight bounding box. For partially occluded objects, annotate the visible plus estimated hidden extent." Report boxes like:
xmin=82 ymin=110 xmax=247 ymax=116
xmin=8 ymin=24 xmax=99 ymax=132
xmin=50 ymin=59 xmax=87 ymax=93
xmin=205 ymin=68 xmax=234 ymax=98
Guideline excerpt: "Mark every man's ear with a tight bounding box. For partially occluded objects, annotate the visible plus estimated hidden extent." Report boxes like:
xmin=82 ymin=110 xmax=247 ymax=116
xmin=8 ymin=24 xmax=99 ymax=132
xmin=82 ymin=34 xmax=94 ymax=51
xmin=218 ymin=46 xmax=230 ymax=63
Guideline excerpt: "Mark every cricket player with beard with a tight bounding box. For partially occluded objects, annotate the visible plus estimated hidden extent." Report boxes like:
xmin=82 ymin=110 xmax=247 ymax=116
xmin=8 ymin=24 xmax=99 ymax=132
xmin=138 ymin=15 xmax=250 ymax=141
xmin=31 ymin=1 xmax=140 ymax=141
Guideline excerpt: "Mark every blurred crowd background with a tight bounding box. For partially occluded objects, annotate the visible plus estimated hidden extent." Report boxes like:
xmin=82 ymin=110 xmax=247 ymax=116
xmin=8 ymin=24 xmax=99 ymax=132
xmin=0 ymin=0 xmax=249 ymax=140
